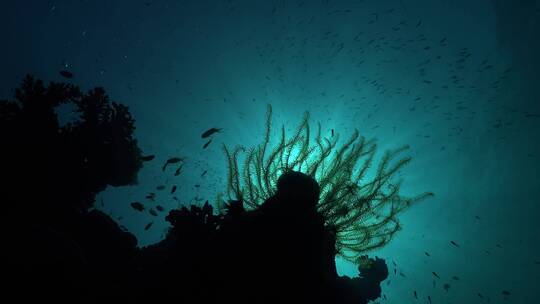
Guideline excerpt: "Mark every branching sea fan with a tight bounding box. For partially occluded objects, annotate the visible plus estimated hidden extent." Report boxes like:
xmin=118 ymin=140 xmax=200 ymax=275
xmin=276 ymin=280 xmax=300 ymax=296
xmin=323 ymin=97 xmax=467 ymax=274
xmin=218 ymin=105 xmax=433 ymax=264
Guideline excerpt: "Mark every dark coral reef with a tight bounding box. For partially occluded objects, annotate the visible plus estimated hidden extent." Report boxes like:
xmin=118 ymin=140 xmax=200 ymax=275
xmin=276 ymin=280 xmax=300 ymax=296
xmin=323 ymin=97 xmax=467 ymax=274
xmin=1 ymin=76 xmax=388 ymax=303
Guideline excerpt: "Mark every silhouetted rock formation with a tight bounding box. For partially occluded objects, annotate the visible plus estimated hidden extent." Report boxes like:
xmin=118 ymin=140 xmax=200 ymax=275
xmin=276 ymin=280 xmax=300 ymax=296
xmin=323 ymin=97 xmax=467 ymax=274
xmin=1 ymin=76 xmax=388 ymax=303
xmin=214 ymin=171 xmax=337 ymax=303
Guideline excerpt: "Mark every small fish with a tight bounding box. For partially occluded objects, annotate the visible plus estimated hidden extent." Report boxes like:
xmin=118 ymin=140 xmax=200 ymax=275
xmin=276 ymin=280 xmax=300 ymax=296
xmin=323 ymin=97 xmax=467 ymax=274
xmin=149 ymin=209 xmax=157 ymax=216
xmin=432 ymin=271 xmax=440 ymax=279
xmin=168 ymin=163 xmax=180 ymax=176
xmin=141 ymin=155 xmax=155 ymax=161
xmin=427 ymin=295 xmax=431 ymax=303
xmin=416 ymin=20 xmax=422 ymax=27
xmin=156 ymin=185 xmax=166 ymax=190
xmin=144 ymin=222 xmax=153 ymax=230
xmin=478 ymin=293 xmax=484 ymax=299
xmin=443 ymin=283 xmax=450 ymax=292
xmin=502 ymin=290 xmax=511 ymax=296
xmin=203 ymin=139 xmax=212 ymax=149
xmin=201 ymin=127 xmax=222 ymax=138
xmin=59 ymin=70 xmax=74 ymax=79
xmin=331 ymin=129 xmax=334 ymax=137
xmin=156 ymin=205 xmax=164 ymax=212
xmin=450 ymin=240 xmax=460 ymax=248
xmin=130 ymin=202 xmax=145 ymax=211
xmin=452 ymin=276 xmax=460 ymax=280
xmin=414 ymin=291 xmax=418 ymax=299
xmin=163 ymin=157 xmax=183 ymax=171
xmin=425 ymin=251 xmax=430 ymax=257
xmin=201 ymin=170 xmax=208 ymax=177
xmin=475 ymin=215 xmax=480 ymax=220
xmin=171 ymin=185 xmax=177 ymax=194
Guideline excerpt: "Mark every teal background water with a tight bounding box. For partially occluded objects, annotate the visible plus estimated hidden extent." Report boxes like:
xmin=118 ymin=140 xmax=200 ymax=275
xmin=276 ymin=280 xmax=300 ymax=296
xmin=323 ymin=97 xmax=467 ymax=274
xmin=1 ymin=0 xmax=539 ymax=302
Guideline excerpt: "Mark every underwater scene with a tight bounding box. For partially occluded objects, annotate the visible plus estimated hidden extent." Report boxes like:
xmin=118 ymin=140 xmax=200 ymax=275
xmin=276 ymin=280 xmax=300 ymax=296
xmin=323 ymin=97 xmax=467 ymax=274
xmin=1 ymin=0 xmax=539 ymax=303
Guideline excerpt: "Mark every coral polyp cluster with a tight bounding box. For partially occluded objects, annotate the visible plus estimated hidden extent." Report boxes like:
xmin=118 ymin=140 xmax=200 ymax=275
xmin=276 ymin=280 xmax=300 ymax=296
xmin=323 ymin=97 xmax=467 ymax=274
xmin=219 ymin=105 xmax=433 ymax=264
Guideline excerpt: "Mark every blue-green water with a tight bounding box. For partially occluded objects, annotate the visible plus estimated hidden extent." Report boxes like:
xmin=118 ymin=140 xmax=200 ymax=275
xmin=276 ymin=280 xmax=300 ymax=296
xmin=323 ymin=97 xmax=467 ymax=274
xmin=1 ymin=0 xmax=539 ymax=302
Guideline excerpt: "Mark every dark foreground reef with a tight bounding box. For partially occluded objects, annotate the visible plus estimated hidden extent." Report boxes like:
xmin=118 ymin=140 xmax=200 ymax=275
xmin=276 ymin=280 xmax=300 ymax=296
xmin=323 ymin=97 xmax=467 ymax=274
xmin=1 ymin=76 xmax=388 ymax=303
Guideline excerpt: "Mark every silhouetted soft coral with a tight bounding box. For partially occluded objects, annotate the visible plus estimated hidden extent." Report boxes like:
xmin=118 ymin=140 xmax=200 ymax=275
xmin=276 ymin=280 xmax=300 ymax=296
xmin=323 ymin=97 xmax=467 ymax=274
xmin=1 ymin=75 xmax=143 ymax=302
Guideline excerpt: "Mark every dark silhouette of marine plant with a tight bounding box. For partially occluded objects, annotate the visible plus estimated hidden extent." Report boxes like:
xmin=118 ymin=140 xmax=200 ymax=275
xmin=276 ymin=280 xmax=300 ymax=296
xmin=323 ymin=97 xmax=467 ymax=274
xmin=219 ymin=105 xmax=433 ymax=264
